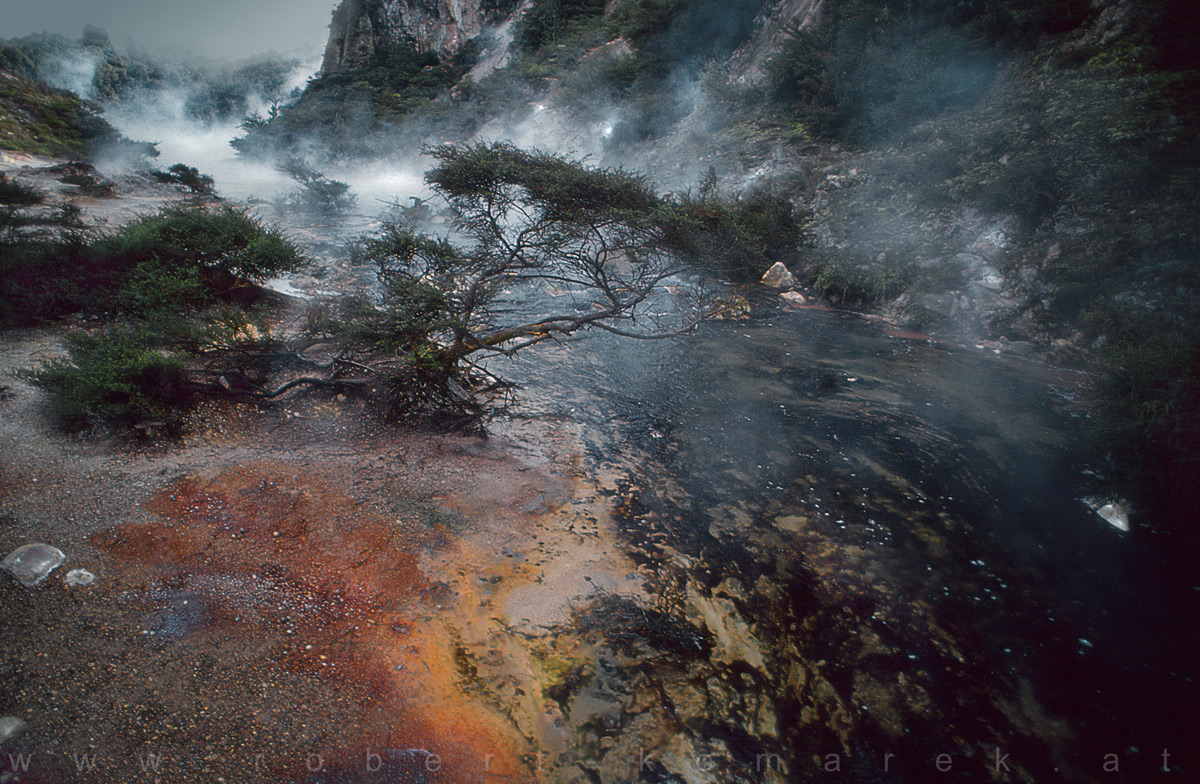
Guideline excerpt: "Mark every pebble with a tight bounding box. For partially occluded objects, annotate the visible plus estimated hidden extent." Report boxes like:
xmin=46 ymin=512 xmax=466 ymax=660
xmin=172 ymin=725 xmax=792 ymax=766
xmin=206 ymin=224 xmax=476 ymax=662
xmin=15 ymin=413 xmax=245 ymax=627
xmin=2 ymin=543 xmax=65 ymax=588
xmin=64 ymin=569 xmax=96 ymax=588
xmin=0 ymin=716 xmax=25 ymax=745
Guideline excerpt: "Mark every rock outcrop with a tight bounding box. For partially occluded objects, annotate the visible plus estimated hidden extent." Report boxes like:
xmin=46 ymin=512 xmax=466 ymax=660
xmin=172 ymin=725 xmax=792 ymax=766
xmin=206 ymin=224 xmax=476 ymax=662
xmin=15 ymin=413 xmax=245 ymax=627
xmin=727 ymin=0 xmax=824 ymax=84
xmin=321 ymin=0 xmax=526 ymax=72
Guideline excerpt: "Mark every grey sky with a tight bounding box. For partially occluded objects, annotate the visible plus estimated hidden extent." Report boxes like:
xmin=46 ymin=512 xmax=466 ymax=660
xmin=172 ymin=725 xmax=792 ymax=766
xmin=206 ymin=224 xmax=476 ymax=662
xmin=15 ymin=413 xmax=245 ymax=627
xmin=2 ymin=0 xmax=339 ymax=60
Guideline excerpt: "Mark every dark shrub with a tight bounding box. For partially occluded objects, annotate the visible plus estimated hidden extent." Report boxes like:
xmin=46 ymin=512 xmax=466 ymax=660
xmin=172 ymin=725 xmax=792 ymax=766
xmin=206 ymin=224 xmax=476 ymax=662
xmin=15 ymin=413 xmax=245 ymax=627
xmin=21 ymin=329 xmax=192 ymax=431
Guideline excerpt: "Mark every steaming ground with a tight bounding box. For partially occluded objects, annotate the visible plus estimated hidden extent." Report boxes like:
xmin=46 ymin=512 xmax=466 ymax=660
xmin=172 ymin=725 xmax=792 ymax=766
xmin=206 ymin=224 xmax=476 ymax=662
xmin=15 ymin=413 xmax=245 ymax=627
xmin=92 ymin=56 xmax=426 ymax=216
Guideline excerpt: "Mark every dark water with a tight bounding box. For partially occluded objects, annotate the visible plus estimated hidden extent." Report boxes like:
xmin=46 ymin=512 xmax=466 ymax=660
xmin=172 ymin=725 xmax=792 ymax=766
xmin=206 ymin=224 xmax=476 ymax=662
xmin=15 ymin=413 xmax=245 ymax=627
xmin=495 ymin=290 xmax=1199 ymax=782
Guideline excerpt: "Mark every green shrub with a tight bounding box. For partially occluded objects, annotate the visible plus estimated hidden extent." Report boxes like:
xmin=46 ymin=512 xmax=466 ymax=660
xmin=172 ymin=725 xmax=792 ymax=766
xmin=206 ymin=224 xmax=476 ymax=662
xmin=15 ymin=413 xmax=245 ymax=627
xmin=0 ymin=174 xmax=45 ymax=238
xmin=664 ymin=189 xmax=806 ymax=281
xmin=151 ymin=163 xmax=216 ymax=195
xmin=0 ymin=206 xmax=304 ymax=326
xmin=275 ymin=159 xmax=356 ymax=215
xmin=0 ymin=237 xmax=107 ymax=325
xmin=607 ymin=0 xmax=686 ymax=47
xmin=767 ymin=24 xmax=839 ymax=139
xmin=520 ymin=0 xmax=606 ymax=51
xmin=0 ymin=173 xmax=43 ymax=210
xmin=21 ymin=329 xmax=192 ymax=430
xmin=114 ymin=261 xmax=208 ymax=319
xmin=99 ymin=206 xmax=304 ymax=283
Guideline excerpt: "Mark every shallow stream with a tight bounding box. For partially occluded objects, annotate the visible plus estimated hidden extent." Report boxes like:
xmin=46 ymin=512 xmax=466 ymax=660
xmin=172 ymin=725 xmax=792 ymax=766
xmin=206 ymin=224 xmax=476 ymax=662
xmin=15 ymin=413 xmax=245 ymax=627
xmin=489 ymin=288 xmax=1199 ymax=782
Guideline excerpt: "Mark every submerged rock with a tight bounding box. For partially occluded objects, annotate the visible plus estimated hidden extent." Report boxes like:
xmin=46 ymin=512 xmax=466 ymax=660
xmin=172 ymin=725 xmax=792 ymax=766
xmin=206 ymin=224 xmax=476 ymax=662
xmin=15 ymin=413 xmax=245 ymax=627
xmin=0 ymin=716 xmax=25 ymax=745
xmin=773 ymin=513 xmax=808 ymax=531
xmin=1097 ymin=502 xmax=1131 ymax=532
xmin=709 ymin=293 xmax=751 ymax=319
xmin=761 ymin=262 xmax=796 ymax=289
xmin=687 ymin=583 xmax=766 ymax=672
xmin=1082 ymin=497 xmax=1132 ymax=532
xmin=2 ymin=543 xmax=65 ymax=588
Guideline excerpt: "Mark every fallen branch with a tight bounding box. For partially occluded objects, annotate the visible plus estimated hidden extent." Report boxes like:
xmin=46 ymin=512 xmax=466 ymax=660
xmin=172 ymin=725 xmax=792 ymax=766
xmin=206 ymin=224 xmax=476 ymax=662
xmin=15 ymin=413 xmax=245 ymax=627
xmin=252 ymin=377 xmax=367 ymax=399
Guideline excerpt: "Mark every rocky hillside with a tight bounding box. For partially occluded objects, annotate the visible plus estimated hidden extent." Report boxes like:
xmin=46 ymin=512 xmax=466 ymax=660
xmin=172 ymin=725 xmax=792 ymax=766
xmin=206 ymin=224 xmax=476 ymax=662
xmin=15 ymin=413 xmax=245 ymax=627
xmin=321 ymin=0 xmax=525 ymax=71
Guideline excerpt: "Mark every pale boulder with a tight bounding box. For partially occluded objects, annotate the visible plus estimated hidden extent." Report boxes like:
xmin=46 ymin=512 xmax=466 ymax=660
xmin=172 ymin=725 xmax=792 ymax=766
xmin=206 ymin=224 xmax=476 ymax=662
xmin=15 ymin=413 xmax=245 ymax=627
xmin=761 ymin=262 xmax=796 ymax=289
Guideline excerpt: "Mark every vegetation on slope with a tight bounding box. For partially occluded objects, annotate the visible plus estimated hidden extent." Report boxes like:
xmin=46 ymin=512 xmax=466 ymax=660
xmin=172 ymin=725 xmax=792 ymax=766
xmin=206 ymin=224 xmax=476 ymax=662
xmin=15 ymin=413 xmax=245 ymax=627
xmin=0 ymin=70 xmax=121 ymax=157
xmin=233 ymin=40 xmax=472 ymax=158
xmin=2 ymin=28 xmax=300 ymax=119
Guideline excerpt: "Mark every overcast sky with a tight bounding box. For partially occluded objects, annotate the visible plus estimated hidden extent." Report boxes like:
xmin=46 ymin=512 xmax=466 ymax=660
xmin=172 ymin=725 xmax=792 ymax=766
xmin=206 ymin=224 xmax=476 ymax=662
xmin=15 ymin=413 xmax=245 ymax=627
xmin=1 ymin=0 xmax=339 ymax=60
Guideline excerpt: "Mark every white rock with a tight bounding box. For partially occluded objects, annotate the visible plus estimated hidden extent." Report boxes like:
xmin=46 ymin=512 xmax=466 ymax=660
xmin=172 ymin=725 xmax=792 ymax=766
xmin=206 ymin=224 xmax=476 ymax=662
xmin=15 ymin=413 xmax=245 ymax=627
xmin=64 ymin=569 xmax=96 ymax=588
xmin=0 ymin=716 xmax=25 ymax=745
xmin=780 ymin=291 xmax=807 ymax=307
xmin=1097 ymin=502 xmax=1130 ymax=532
xmin=2 ymin=544 xmax=65 ymax=588
xmin=761 ymin=262 xmax=796 ymax=289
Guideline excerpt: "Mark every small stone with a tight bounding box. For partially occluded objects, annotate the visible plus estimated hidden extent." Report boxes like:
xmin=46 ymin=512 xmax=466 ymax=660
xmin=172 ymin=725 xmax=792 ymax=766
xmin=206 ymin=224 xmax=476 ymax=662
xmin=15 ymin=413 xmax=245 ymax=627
xmin=2 ymin=544 xmax=65 ymax=588
xmin=920 ymin=293 xmax=959 ymax=318
xmin=65 ymin=569 xmax=96 ymax=588
xmin=708 ymin=294 xmax=751 ymax=319
xmin=760 ymin=262 xmax=796 ymax=289
xmin=997 ymin=339 xmax=1034 ymax=357
xmin=1097 ymin=502 xmax=1130 ymax=532
xmin=774 ymin=514 xmax=808 ymax=532
xmin=780 ymin=291 xmax=807 ymax=307
xmin=0 ymin=716 xmax=25 ymax=745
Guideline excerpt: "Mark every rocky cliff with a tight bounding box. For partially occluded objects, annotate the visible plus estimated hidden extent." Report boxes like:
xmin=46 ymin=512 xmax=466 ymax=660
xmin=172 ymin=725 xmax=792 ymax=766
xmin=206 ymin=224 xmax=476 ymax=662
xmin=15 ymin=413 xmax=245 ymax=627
xmin=726 ymin=0 xmax=823 ymax=84
xmin=321 ymin=0 xmax=525 ymax=72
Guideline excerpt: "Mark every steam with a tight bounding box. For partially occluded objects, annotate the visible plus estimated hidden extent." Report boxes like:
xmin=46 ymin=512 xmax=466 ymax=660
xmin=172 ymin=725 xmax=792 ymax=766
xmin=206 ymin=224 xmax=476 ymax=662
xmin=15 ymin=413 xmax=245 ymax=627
xmin=38 ymin=48 xmax=103 ymax=99
xmin=31 ymin=0 xmax=763 ymax=230
xmin=83 ymin=53 xmax=428 ymax=219
xmin=98 ymin=57 xmax=323 ymax=202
